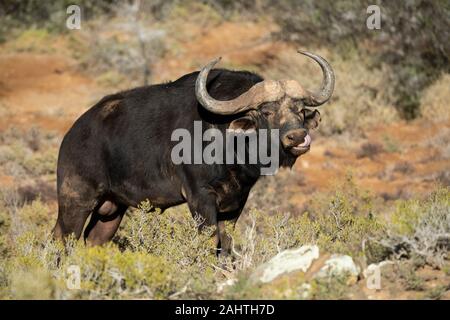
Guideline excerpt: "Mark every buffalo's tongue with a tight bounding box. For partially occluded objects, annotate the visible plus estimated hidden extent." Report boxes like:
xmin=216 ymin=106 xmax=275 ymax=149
xmin=298 ymin=133 xmax=311 ymax=148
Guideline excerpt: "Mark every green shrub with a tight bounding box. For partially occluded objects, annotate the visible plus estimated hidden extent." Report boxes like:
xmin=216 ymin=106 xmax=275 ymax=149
xmin=0 ymin=174 xmax=446 ymax=299
xmin=308 ymin=275 xmax=351 ymax=300
xmin=376 ymin=187 xmax=450 ymax=268
xmin=1 ymin=231 xmax=176 ymax=299
xmin=115 ymin=201 xmax=219 ymax=299
xmin=6 ymin=28 xmax=55 ymax=53
xmin=66 ymin=245 xmax=175 ymax=299
xmin=9 ymin=267 xmax=57 ymax=299
xmin=22 ymin=148 xmax=57 ymax=176
xmin=301 ymin=175 xmax=384 ymax=256
xmin=0 ymin=127 xmax=58 ymax=178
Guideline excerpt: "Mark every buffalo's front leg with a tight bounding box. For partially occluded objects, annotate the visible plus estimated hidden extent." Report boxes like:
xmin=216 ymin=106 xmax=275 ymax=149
xmin=183 ymin=185 xmax=229 ymax=256
xmin=216 ymin=220 xmax=233 ymax=257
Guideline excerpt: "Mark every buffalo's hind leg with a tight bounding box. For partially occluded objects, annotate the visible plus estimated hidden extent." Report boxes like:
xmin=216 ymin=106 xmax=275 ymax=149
xmin=84 ymin=201 xmax=127 ymax=246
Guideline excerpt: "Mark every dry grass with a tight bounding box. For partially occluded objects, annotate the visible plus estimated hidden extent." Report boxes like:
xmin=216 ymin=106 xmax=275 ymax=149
xmin=376 ymin=189 xmax=450 ymax=268
xmin=357 ymin=142 xmax=384 ymax=159
xmin=0 ymin=159 xmax=448 ymax=299
xmin=0 ymin=128 xmax=58 ymax=179
xmin=0 ymin=177 xmax=376 ymax=299
xmin=420 ymin=74 xmax=450 ymax=122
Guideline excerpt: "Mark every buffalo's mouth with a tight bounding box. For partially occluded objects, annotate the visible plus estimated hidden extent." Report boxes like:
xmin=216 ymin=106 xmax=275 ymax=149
xmin=288 ymin=133 xmax=311 ymax=156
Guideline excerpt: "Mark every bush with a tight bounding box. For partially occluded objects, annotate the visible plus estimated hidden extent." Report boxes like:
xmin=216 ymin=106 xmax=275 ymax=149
xmin=0 ymin=127 xmax=58 ymax=178
xmin=301 ymin=175 xmax=384 ymax=256
xmin=1 ymin=233 xmax=176 ymax=299
xmin=375 ymin=188 xmax=450 ymax=268
xmin=420 ymin=74 xmax=450 ymax=122
xmin=66 ymin=245 xmax=175 ymax=299
xmin=0 ymin=1 xmax=119 ymax=33
xmin=0 ymin=172 xmax=446 ymax=299
xmin=115 ymin=201 xmax=219 ymax=299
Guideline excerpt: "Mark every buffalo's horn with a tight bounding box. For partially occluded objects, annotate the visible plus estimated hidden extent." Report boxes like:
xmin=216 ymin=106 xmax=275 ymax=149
xmin=195 ymin=57 xmax=285 ymax=115
xmin=297 ymin=50 xmax=335 ymax=107
xmin=195 ymin=51 xmax=335 ymax=115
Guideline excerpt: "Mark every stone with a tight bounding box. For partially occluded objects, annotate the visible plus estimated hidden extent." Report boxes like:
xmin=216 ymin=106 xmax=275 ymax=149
xmin=252 ymin=245 xmax=320 ymax=283
xmin=315 ymin=254 xmax=361 ymax=284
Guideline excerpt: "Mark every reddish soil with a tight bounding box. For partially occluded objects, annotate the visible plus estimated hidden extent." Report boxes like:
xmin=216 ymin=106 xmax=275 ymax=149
xmin=0 ymin=53 xmax=100 ymax=133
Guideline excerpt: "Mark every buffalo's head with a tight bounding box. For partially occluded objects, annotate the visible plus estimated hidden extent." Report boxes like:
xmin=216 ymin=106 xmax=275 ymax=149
xmin=195 ymin=51 xmax=334 ymax=162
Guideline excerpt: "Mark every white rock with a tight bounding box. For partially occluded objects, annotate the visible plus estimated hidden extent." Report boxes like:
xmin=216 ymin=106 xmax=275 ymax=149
xmin=315 ymin=254 xmax=360 ymax=279
xmin=254 ymin=245 xmax=320 ymax=283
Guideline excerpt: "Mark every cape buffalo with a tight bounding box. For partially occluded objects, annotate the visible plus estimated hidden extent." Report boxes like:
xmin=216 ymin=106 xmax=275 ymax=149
xmin=53 ymin=51 xmax=335 ymax=254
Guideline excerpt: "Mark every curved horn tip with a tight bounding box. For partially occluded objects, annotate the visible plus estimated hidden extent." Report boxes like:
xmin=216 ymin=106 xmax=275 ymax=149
xmin=297 ymin=50 xmax=314 ymax=57
xmin=295 ymin=49 xmax=335 ymax=107
xmin=207 ymin=56 xmax=222 ymax=68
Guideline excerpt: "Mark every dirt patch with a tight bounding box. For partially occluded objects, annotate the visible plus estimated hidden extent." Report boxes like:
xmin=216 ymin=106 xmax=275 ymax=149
xmin=0 ymin=53 xmax=102 ymax=133
xmin=153 ymin=21 xmax=283 ymax=82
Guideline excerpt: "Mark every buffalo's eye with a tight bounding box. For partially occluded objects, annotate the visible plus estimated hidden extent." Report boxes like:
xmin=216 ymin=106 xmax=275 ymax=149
xmin=262 ymin=110 xmax=274 ymax=117
xmin=299 ymin=109 xmax=307 ymax=119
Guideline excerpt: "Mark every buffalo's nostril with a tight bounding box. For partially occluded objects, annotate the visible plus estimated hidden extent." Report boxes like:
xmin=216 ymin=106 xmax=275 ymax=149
xmin=283 ymin=130 xmax=308 ymax=147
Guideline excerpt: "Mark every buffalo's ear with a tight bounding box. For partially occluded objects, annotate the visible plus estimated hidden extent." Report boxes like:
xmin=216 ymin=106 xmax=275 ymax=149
xmin=229 ymin=116 xmax=257 ymax=131
xmin=304 ymin=109 xmax=321 ymax=130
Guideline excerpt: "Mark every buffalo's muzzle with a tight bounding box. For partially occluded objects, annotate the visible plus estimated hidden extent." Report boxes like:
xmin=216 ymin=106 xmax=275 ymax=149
xmin=282 ymin=129 xmax=311 ymax=156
